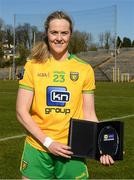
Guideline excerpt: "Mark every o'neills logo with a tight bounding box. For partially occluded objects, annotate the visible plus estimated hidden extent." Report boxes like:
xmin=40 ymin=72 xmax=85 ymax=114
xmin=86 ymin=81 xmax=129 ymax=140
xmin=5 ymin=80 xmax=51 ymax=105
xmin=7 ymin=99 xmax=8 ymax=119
xmin=21 ymin=160 xmax=28 ymax=170
xmin=70 ymin=72 xmax=79 ymax=81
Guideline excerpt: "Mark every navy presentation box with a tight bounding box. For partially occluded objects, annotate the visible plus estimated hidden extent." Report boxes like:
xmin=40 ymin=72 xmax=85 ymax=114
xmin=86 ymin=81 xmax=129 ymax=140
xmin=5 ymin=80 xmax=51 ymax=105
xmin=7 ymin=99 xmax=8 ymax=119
xmin=68 ymin=118 xmax=124 ymax=160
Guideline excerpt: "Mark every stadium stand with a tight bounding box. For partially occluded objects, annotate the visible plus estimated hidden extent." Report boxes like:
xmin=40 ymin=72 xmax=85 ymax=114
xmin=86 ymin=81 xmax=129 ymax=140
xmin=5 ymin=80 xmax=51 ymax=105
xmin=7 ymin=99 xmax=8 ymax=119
xmin=0 ymin=48 xmax=134 ymax=82
xmin=78 ymin=48 xmax=134 ymax=82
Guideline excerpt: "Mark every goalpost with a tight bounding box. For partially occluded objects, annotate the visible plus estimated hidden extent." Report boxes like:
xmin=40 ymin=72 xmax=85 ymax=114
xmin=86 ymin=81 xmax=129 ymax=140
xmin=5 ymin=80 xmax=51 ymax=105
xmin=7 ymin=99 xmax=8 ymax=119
xmin=121 ymin=73 xmax=130 ymax=82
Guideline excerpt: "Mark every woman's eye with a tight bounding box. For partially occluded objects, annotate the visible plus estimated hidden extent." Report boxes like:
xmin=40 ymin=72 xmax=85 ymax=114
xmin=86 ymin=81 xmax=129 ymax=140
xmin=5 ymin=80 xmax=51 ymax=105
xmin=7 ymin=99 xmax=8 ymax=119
xmin=51 ymin=31 xmax=57 ymax=35
xmin=50 ymin=31 xmax=69 ymax=36
xmin=61 ymin=32 xmax=68 ymax=35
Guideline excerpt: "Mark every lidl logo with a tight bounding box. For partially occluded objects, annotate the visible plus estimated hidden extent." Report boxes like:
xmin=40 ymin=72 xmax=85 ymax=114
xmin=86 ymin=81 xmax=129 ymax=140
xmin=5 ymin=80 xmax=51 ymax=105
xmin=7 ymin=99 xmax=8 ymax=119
xmin=104 ymin=134 xmax=114 ymax=141
xmin=46 ymin=86 xmax=70 ymax=106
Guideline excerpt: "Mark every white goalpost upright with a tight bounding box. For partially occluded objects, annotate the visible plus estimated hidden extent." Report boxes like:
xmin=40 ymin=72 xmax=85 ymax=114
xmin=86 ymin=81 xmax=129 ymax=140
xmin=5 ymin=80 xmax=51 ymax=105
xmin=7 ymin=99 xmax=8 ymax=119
xmin=113 ymin=5 xmax=117 ymax=82
xmin=12 ymin=14 xmax=16 ymax=80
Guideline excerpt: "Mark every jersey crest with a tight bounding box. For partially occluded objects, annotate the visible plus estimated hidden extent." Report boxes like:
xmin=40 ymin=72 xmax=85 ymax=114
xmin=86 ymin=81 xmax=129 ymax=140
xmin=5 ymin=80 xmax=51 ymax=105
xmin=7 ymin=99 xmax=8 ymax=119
xmin=70 ymin=72 xmax=79 ymax=81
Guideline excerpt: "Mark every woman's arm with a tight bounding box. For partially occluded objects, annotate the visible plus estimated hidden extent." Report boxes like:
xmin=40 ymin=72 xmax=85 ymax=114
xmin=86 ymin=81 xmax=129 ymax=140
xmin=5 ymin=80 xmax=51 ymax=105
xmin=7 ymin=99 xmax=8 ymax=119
xmin=16 ymin=88 xmax=47 ymax=144
xmin=82 ymin=93 xmax=114 ymax=165
xmin=83 ymin=93 xmax=98 ymax=122
xmin=16 ymin=88 xmax=73 ymax=158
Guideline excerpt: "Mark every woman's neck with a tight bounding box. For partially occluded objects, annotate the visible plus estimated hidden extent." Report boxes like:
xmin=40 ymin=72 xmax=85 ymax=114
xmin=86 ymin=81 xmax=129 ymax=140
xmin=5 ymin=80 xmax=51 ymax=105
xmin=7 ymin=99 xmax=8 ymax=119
xmin=50 ymin=51 xmax=69 ymax=61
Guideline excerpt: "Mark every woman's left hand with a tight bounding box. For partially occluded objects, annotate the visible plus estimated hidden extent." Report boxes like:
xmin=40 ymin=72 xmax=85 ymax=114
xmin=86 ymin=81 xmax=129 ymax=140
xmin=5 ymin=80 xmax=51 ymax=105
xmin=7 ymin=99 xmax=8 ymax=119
xmin=100 ymin=155 xmax=114 ymax=165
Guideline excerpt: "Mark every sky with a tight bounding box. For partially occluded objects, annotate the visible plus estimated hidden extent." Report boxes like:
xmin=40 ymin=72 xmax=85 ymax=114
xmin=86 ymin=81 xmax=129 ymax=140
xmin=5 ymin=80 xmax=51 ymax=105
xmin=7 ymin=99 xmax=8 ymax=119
xmin=0 ymin=0 xmax=134 ymax=40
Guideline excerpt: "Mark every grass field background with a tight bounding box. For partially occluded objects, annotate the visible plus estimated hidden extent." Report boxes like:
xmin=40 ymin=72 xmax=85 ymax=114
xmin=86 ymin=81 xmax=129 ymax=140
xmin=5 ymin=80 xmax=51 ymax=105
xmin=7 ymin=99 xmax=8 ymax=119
xmin=0 ymin=80 xmax=134 ymax=179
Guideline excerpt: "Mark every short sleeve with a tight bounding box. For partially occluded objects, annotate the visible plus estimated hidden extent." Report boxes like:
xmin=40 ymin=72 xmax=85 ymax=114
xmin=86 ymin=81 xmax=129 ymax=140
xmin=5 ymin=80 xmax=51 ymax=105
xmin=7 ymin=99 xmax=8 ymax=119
xmin=82 ymin=65 xmax=96 ymax=94
xmin=19 ymin=61 xmax=34 ymax=91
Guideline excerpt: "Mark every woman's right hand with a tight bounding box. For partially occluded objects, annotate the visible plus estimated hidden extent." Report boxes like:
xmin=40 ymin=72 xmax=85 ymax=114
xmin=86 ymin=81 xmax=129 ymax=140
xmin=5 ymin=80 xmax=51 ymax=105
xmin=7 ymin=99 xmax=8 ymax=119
xmin=48 ymin=141 xmax=73 ymax=158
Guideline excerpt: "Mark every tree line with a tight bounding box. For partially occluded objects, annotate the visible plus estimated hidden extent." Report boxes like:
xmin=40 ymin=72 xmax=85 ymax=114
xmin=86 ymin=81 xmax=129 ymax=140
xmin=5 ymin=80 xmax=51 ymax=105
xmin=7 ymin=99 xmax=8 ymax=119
xmin=0 ymin=17 xmax=134 ymax=67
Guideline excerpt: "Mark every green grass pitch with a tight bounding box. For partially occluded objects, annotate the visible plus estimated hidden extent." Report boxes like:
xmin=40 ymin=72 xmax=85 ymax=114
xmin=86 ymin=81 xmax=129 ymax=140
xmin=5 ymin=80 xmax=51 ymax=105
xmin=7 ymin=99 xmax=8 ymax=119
xmin=0 ymin=80 xmax=134 ymax=179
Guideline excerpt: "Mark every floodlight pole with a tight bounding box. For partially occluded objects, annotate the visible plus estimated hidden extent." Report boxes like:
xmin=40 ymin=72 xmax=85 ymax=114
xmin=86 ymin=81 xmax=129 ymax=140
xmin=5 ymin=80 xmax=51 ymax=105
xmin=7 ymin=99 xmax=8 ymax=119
xmin=114 ymin=5 xmax=117 ymax=82
xmin=12 ymin=14 xmax=16 ymax=80
xmin=33 ymin=31 xmax=36 ymax=46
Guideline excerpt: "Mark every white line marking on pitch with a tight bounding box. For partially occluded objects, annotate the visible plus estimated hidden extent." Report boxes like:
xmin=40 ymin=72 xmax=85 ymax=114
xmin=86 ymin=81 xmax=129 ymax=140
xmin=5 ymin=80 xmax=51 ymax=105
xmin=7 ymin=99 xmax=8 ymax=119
xmin=103 ymin=114 xmax=134 ymax=121
xmin=96 ymin=95 xmax=134 ymax=99
xmin=0 ymin=114 xmax=134 ymax=142
xmin=0 ymin=92 xmax=16 ymax=94
xmin=0 ymin=134 xmax=26 ymax=142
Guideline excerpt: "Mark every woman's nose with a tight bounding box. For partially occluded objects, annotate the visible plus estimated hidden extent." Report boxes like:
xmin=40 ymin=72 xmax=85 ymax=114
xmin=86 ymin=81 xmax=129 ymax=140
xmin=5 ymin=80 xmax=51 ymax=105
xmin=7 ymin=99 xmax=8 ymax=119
xmin=56 ymin=33 xmax=62 ymax=40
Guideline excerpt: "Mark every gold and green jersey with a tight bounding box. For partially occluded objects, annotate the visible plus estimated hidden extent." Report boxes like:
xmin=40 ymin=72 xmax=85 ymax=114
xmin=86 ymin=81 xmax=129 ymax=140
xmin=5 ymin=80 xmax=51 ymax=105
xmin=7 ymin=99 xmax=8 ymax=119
xmin=19 ymin=54 xmax=96 ymax=151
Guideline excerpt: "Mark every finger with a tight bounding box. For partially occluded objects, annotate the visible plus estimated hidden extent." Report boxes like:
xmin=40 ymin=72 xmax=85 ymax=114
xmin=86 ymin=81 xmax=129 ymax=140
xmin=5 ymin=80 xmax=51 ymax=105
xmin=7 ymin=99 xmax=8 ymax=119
xmin=102 ymin=155 xmax=106 ymax=165
xmin=100 ymin=156 xmax=103 ymax=164
xmin=108 ymin=155 xmax=114 ymax=164
xmin=60 ymin=145 xmax=73 ymax=154
xmin=58 ymin=147 xmax=73 ymax=155
xmin=61 ymin=145 xmax=72 ymax=150
xmin=57 ymin=151 xmax=72 ymax=158
xmin=105 ymin=155 xmax=110 ymax=165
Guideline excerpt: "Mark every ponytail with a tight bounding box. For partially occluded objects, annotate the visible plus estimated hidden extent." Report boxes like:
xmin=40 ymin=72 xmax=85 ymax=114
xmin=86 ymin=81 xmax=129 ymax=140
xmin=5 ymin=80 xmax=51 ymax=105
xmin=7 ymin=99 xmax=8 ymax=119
xmin=30 ymin=41 xmax=49 ymax=62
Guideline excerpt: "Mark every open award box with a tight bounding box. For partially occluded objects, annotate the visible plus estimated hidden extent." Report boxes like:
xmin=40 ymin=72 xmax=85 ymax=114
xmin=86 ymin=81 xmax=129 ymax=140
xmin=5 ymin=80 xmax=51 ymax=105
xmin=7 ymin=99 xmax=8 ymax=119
xmin=68 ymin=118 xmax=124 ymax=160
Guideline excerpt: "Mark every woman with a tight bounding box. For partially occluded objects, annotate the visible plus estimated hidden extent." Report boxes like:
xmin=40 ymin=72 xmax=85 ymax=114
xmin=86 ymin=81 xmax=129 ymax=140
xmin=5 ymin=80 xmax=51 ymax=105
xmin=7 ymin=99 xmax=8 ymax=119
xmin=16 ymin=11 xmax=114 ymax=179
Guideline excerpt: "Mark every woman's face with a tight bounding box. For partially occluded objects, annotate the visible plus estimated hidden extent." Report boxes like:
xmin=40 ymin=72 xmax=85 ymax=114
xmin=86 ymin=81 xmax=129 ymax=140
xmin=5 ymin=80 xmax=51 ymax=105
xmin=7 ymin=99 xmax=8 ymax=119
xmin=47 ymin=19 xmax=71 ymax=56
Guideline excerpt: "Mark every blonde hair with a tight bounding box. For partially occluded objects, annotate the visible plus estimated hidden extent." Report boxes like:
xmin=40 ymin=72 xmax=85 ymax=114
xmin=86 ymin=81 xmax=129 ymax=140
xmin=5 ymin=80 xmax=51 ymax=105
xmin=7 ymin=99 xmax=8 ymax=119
xmin=30 ymin=41 xmax=49 ymax=62
xmin=30 ymin=11 xmax=73 ymax=62
xmin=45 ymin=11 xmax=73 ymax=33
